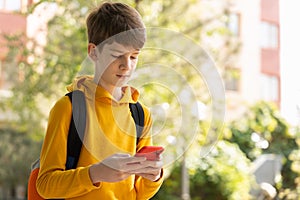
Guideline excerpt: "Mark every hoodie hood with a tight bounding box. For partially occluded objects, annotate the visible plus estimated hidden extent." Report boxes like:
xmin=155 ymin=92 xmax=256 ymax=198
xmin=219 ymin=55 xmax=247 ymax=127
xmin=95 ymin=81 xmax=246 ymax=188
xmin=66 ymin=75 xmax=139 ymax=104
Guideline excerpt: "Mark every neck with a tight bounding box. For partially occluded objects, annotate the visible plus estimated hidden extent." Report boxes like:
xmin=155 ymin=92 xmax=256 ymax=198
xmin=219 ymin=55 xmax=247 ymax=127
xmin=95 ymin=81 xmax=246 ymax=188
xmin=112 ymin=88 xmax=123 ymax=101
xmin=93 ymin=77 xmax=123 ymax=101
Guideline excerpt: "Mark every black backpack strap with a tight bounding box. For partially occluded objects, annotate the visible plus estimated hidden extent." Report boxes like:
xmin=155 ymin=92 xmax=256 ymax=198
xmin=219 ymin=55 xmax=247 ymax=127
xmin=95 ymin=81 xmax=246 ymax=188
xmin=129 ymin=102 xmax=144 ymax=145
xmin=65 ymin=90 xmax=86 ymax=170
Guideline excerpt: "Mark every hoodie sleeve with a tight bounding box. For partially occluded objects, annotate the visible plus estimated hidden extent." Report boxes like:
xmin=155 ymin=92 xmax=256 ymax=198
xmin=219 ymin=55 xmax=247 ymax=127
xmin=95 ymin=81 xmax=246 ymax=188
xmin=36 ymin=96 xmax=100 ymax=199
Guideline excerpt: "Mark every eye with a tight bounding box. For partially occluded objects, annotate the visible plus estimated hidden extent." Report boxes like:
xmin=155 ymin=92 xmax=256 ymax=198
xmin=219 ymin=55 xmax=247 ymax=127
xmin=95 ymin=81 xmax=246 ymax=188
xmin=111 ymin=54 xmax=120 ymax=58
xmin=131 ymin=54 xmax=139 ymax=60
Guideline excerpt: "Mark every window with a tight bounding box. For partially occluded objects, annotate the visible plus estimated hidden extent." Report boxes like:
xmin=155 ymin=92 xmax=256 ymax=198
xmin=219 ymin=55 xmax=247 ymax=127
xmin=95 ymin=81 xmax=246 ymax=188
xmin=0 ymin=0 xmax=21 ymax=11
xmin=228 ymin=13 xmax=240 ymax=36
xmin=224 ymin=68 xmax=240 ymax=91
xmin=261 ymin=74 xmax=278 ymax=101
xmin=260 ymin=21 xmax=278 ymax=48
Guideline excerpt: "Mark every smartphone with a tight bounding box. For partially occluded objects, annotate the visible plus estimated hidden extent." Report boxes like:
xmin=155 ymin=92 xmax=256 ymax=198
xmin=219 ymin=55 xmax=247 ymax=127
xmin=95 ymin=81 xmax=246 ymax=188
xmin=135 ymin=146 xmax=164 ymax=161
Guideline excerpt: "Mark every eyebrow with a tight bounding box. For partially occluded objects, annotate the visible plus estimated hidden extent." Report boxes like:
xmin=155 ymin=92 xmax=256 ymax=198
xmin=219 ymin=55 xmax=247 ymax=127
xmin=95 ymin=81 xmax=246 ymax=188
xmin=110 ymin=48 xmax=141 ymax=54
xmin=110 ymin=49 xmax=123 ymax=53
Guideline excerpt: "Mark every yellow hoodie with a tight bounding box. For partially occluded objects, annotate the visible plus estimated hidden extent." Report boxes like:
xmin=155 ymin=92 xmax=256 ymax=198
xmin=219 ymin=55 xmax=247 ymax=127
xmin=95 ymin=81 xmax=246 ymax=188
xmin=36 ymin=76 xmax=163 ymax=199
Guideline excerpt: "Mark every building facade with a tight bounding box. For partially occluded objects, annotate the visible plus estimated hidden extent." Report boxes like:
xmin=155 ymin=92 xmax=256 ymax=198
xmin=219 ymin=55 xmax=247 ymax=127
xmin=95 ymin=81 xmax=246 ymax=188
xmin=225 ymin=0 xmax=280 ymax=121
xmin=0 ymin=0 xmax=33 ymax=91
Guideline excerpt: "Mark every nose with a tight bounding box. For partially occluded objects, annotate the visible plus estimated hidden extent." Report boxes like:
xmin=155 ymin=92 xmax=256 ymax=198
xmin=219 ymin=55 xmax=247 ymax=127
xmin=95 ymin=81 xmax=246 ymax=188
xmin=119 ymin=56 xmax=131 ymax=70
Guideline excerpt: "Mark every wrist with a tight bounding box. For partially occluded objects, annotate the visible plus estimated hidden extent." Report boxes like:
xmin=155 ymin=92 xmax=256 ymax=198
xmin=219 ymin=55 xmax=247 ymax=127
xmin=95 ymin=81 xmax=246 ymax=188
xmin=89 ymin=164 xmax=100 ymax=185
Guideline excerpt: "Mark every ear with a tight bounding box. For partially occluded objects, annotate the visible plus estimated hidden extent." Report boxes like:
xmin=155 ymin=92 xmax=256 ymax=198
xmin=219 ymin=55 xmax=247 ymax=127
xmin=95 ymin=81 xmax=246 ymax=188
xmin=88 ymin=43 xmax=98 ymax=61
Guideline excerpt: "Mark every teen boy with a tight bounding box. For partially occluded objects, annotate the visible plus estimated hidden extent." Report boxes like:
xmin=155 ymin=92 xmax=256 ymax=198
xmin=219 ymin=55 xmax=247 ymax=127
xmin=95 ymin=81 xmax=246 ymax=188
xmin=36 ymin=2 xmax=163 ymax=199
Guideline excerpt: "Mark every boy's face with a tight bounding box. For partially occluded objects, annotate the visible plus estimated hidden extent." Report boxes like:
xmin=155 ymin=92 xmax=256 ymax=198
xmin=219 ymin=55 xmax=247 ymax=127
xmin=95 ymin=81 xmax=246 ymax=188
xmin=94 ymin=42 xmax=141 ymax=88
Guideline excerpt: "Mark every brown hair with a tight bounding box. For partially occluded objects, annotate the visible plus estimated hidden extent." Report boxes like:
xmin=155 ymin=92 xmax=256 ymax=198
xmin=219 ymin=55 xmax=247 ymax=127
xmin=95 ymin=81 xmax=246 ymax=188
xmin=86 ymin=2 xmax=146 ymax=49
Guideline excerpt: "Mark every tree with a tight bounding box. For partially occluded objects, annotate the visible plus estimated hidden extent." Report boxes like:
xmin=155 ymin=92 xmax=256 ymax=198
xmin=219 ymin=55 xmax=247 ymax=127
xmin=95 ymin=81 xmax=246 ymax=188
xmin=225 ymin=101 xmax=300 ymax=198
xmin=152 ymin=140 xmax=254 ymax=200
xmin=2 ymin=0 xmax=239 ymax=141
xmin=0 ymin=127 xmax=41 ymax=197
xmin=1 ymin=0 xmax=240 ymax=198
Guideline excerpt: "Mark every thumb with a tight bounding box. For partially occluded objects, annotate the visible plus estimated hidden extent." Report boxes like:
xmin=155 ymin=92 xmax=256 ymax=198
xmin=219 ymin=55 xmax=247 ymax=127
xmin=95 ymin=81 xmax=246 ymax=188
xmin=113 ymin=153 xmax=131 ymax=158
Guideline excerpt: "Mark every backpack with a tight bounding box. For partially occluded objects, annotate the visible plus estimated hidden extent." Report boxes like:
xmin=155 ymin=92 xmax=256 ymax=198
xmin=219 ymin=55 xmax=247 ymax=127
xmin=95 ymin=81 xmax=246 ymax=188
xmin=27 ymin=90 xmax=144 ymax=200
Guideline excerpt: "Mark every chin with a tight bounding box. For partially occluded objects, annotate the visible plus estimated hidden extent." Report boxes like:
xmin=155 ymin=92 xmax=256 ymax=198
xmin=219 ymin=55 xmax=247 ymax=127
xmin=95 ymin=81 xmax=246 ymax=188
xmin=115 ymin=79 xmax=129 ymax=86
xmin=115 ymin=82 xmax=128 ymax=87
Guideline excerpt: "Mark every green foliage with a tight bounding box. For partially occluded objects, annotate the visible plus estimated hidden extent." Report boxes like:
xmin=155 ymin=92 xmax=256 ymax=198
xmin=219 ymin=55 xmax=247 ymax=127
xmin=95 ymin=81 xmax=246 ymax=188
xmin=189 ymin=141 xmax=253 ymax=200
xmin=0 ymin=127 xmax=41 ymax=186
xmin=225 ymin=101 xmax=300 ymax=192
xmin=152 ymin=141 xmax=254 ymax=200
xmin=0 ymin=1 xmax=89 ymax=134
xmin=151 ymin=163 xmax=182 ymax=200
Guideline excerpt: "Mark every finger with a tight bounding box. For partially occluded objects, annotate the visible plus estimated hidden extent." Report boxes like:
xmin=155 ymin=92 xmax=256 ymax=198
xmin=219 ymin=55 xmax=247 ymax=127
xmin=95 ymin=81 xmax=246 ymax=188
xmin=129 ymin=167 xmax=162 ymax=174
xmin=158 ymin=154 xmax=163 ymax=160
xmin=125 ymin=160 xmax=163 ymax=173
xmin=123 ymin=156 xmax=147 ymax=164
xmin=113 ymin=153 xmax=131 ymax=158
xmin=140 ymin=160 xmax=163 ymax=168
xmin=136 ymin=173 xmax=161 ymax=182
xmin=123 ymin=161 xmax=150 ymax=172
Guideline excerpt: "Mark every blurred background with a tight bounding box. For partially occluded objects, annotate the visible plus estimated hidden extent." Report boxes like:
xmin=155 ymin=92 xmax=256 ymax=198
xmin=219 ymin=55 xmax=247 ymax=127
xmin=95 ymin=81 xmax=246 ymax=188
xmin=0 ymin=0 xmax=300 ymax=199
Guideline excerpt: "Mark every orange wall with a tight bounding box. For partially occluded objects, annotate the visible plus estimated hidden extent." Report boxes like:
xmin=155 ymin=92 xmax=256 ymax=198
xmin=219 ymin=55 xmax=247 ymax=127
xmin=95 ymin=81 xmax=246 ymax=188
xmin=0 ymin=12 xmax=27 ymax=59
xmin=260 ymin=0 xmax=280 ymax=106
xmin=261 ymin=0 xmax=279 ymax=23
xmin=261 ymin=48 xmax=279 ymax=75
xmin=260 ymin=0 xmax=280 ymax=75
xmin=0 ymin=12 xmax=26 ymax=33
xmin=260 ymin=0 xmax=280 ymax=76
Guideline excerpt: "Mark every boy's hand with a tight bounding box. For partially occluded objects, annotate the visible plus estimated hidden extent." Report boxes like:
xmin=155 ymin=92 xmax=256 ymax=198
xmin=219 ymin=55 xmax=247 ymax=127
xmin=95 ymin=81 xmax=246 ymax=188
xmin=89 ymin=153 xmax=163 ymax=183
xmin=132 ymin=160 xmax=163 ymax=182
xmin=89 ymin=153 xmax=147 ymax=183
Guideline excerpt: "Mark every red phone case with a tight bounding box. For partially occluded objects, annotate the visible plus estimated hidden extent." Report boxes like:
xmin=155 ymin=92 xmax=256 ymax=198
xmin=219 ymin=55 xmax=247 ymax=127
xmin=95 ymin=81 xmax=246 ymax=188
xmin=135 ymin=146 xmax=164 ymax=160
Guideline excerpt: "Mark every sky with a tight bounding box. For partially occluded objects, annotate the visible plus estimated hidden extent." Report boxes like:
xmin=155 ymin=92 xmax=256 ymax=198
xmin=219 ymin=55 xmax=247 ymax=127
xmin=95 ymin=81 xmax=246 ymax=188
xmin=280 ymin=0 xmax=300 ymax=126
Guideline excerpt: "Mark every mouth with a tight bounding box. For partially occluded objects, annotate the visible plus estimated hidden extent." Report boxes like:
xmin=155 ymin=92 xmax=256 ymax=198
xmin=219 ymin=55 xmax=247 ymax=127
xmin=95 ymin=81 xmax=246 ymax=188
xmin=116 ymin=74 xmax=130 ymax=78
